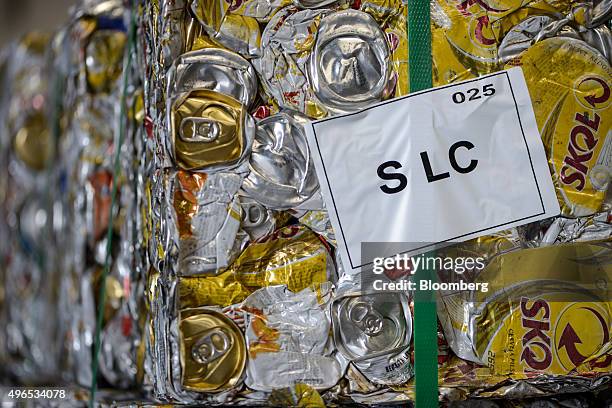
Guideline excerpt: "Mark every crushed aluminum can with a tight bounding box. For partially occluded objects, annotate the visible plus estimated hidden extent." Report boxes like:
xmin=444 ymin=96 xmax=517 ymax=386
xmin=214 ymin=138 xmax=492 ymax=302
xmin=190 ymin=0 xmax=262 ymax=58
xmin=238 ymin=195 xmax=277 ymax=241
xmin=179 ymin=272 xmax=252 ymax=309
xmin=84 ymin=24 xmax=127 ymax=94
xmin=68 ymin=0 xmax=126 ymax=94
xmin=177 ymin=224 xmax=332 ymax=308
xmin=580 ymin=25 xmax=612 ymax=65
xmin=509 ymin=37 xmax=611 ymax=217
xmin=255 ymin=6 xmax=393 ymax=117
xmin=86 ymin=169 xmax=115 ymax=246
xmin=167 ymin=48 xmax=259 ymax=108
xmin=169 ymin=90 xmax=255 ymax=172
xmin=499 ymin=14 xmax=612 ymax=65
xmin=12 ymin=111 xmax=53 ymax=172
xmin=98 ymin=267 xmax=142 ymax=388
xmin=307 ymin=9 xmax=392 ymax=114
xmin=6 ymin=33 xmax=53 ymax=174
xmin=357 ymin=0 xmax=408 ymax=97
xmin=590 ymin=0 xmax=612 ymax=28
xmin=431 ymin=0 xmax=475 ymax=87
xmin=438 ymin=353 xmax=612 ymax=401
xmin=179 ymin=307 xmax=247 ymax=392
xmin=498 ymin=15 xmax=558 ymax=65
xmin=532 ymin=17 xmax=612 ymax=65
xmin=434 ymin=0 xmax=503 ymax=72
xmin=541 ymin=211 xmax=612 ymax=244
xmin=331 ymin=292 xmax=413 ymax=385
xmin=295 ymin=209 xmax=336 ymax=246
xmin=242 ymin=110 xmax=319 ymax=209
xmin=574 ymin=0 xmax=612 ymax=29
xmin=267 ymin=383 xmax=326 ymax=407
xmin=438 ymin=242 xmax=612 ymax=376
xmin=439 ymin=229 xmax=522 ymax=268
xmin=254 ymin=6 xmax=331 ymax=118
xmin=0 ymin=32 xmax=63 ymax=384
xmin=241 ymin=284 xmax=342 ymax=391
xmin=172 ymin=168 xmax=249 ymax=276
xmin=228 ymin=224 xmax=335 ymax=290
xmin=434 ymin=0 xmax=577 ymax=74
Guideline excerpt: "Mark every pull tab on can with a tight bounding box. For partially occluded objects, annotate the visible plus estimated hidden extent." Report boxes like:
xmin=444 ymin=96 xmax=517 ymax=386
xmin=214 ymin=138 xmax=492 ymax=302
xmin=331 ymin=292 xmax=413 ymax=385
xmin=180 ymin=308 xmax=246 ymax=392
xmin=242 ymin=201 xmax=266 ymax=228
xmin=191 ymin=328 xmax=232 ymax=365
xmin=180 ymin=117 xmax=220 ymax=143
xmin=348 ymin=301 xmax=384 ymax=337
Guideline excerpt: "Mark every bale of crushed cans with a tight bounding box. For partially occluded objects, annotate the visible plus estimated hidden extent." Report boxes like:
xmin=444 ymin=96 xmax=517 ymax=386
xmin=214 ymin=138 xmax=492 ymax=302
xmin=0 ymin=0 xmax=610 ymax=406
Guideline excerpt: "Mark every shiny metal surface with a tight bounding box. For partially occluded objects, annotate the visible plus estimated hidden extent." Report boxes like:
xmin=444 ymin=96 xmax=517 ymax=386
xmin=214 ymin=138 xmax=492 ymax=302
xmin=17 ymin=194 xmax=49 ymax=256
xmin=168 ymin=48 xmax=258 ymax=108
xmin=541 ymin=211 xmax=612 ymax=244
xmin=5 ymin=0 xmax=612 ymax=401
xmin=254 ymin=6 xmax=330 ymax=117
xmin=293 ymin=0 xmax=338 ymax=8
xmin=238 ymin=195 xmax=276 ymax=241
xmin=498 ymin=16 xmax=556 ymax=64
xmin=190 ymin=0 xmax=262 ymax=58
xmin=438 ymin=243 xmax=612 ymax=376
xmin=332 ymin=292 xmax=411 ymax=361
xmin=80 ymin=0 xmax=123 ymax=18
xmin=191 ymin=328 xmax=232 ymax=365
xmin=242 ymin=110 xmax=318 ymax=209
xmin=242 ymin=284 xmax=341 ymax=391
xmin=308 ymin=9 xmax=391 ymax=114
xmin=173 ymin=168 xmax=248 ymax=276
xmin=500 ymin=15 xmax=612 ymax=66
xmin=579 ymin=25 xmax=612 ymax=64
xmin=509 ymin=34 xmax=610 ymax=216
xmin=84 ymin=29 xmax=127 ymax=93
xmin=12 ymin=111 xmax=52 ymax=171
xmin=180 ymin=307 xmax=246 ymax=392
xmin=532 ymin=17 xmax=612 ymax=64
xmin=589 ymin=0 xmax=612 ymax=28
xmin=169 ymin=90 xmax=255 ymax=173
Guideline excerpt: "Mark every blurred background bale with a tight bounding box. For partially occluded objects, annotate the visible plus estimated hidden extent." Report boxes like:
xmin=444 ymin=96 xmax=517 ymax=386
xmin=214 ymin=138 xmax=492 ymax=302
xmin=0 ymin=0 xmax=76 ymax=46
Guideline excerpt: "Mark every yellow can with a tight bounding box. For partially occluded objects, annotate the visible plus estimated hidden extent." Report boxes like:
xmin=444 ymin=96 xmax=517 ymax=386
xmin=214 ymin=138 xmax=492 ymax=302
xmin=179 ymin=307 xmax=246 ymax=392
xmin=190 ymin=0 xmax=261 ymax=57
xmin=13 ymin=112 xmax=53 ymax=171
xmin=179 ymin=225 xmax=332 ymax=307
xmin=170 ymin=90 xmax=253 ymax=171
xmin=513 ymin=38 xmax=611 ymax=216
xmin=85 ymin=29 xmax=127 ymax=93
xmin=439 ymin=242 xmax=612 ymax=378
xmin=436 ymin=0 xmax=577 ymax=74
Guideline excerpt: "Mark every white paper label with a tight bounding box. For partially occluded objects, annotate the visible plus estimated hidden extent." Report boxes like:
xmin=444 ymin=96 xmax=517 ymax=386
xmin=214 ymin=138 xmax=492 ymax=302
xmin=305 ymin=68 xmax=560 ymax=274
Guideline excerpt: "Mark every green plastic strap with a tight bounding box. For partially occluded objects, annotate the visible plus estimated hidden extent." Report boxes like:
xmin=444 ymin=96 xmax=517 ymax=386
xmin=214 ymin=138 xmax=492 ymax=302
xmin=413 ymin=264 xmax=438 ymax=408
xmin=408 ymin=0 xmax=432 ymax=93
xmin=407 ymin=0 xmax=438 ymax=406
xmin=89 ymin=3 xmax=137 ymax=407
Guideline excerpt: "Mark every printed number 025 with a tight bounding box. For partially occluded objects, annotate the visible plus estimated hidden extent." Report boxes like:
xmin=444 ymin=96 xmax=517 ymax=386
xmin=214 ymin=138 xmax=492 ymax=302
xmin=452 ymin=84 xmax=495 ymax=104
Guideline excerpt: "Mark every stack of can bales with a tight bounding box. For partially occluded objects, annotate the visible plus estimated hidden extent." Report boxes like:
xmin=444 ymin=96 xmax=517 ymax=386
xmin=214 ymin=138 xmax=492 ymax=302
xmin=0 ymin=0 xmax=609 ymax=406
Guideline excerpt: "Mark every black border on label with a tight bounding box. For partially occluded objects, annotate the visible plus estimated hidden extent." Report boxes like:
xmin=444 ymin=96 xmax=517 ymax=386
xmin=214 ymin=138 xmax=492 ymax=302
xmin=311 ymin=70 xmax=546 ymax=269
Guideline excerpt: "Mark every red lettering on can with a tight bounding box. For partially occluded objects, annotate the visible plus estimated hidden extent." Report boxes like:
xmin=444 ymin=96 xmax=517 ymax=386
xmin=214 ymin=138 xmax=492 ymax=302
xmin=560 ymin=115 xmax=600 ymax=191
xmin=520 ymin=297 xmax=552 ymax=371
